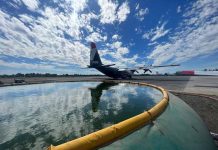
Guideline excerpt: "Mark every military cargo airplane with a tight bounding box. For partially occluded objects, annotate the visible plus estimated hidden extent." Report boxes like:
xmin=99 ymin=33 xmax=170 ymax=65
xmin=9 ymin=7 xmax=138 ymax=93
xmin=88 ymin=42 xmax=179 ymax=79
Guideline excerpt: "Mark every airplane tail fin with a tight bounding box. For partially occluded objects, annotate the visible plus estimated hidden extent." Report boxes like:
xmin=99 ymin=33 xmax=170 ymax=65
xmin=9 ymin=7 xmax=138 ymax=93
xmin=90 ymin=42 xmax=102 ymax=66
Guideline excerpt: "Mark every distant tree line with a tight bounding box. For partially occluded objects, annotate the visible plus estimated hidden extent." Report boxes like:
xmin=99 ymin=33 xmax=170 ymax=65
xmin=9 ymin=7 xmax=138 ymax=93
xmin=203 ymin=68 xmax=218 ymax=71
xmin=0 ymin=73 xmax=104 ymax=78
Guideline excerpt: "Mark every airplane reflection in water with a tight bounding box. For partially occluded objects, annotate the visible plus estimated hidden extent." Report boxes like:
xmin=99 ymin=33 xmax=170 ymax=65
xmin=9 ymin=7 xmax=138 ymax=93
xmin=89 ymin=82 xmax=118 ymax=112
xmin=0 ymin=82 xmax=161 ymax=150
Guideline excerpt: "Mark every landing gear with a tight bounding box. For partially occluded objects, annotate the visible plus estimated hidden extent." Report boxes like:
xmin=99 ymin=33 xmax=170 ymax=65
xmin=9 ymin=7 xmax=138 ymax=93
xmin=121 ymin=75 xmax=132 ymax=79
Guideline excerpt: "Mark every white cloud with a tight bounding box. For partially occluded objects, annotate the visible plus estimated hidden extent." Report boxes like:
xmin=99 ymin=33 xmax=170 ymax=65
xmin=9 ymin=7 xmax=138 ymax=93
xmin=85 ymin=32 xmax=107 ymax=42
xmin=0 ymin=0 xmax=136 ymax=74
xmin=177 ymin=6 xmax=181 ymax=13
xmin=0 ymin=59 xmax=93 ymax=75
xmin=142 ymin=22 xmax=170 ymax=41
xmin=99 ymin=41 xmax=138 ymax=67
xmin=135 ymin=3 xmax=139 ymax=10
xmin=80 ymin=13 xmax=99 ymax=32
xmin=111 ymin=41 xmax=122 ymax=49
xmin=0 ymin=59 xmax=54 ymax=70
xmin=142 ymin=32 xmax=150 ymax=39
xmin=135 ymin=27 xmax=143 ymax=34
xmin=68 ymin=0 xmax=87 ymax=12
xmin=8 ymin=0 xmax=22 ymax=9
xmin=117 ymin=2 xmax=130 ymax=23
xmin=0 ymin=0 xmax=96 ymax=68
xmin=112 ymin=34 xmax=120 ymax=40
xmin=117 ymin=47 xmax=129 ymax=55
xmin=150 ymin=22 xmax=170 ymax=41
xmin=98 ymin=0 xmax=118 ymax=24
xmin=0 ymin=0 xmax=142 ymax=75
xmin=98 ymin=0 xmax=130 ymax=24
xmin=148 ymin=0 xmax=218 ymax=65
xmin=136 ymin=8 xmax=149 ymax=21
xmin=52 ymin=0 xmax=87 ymax=13
xmin=21 ymin=0 xmax=39 ymax=11
xmin=19 ymin=14 xmax=35 ymax=23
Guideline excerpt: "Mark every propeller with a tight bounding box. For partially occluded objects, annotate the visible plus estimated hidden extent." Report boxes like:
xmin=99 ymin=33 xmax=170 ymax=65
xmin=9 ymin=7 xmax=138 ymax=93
xmin=130 ymin=70 xmax=139 ymax=73
xmin=143 ymin=69 xmax=152 ymax=73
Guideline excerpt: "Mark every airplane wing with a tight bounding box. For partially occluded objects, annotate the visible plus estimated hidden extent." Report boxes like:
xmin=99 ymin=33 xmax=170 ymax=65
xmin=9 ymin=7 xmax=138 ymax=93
xmin=87 ymin=64 xmax=116 ymax=68
xmin=148 ymin=64 xmax=180 ymax=68
xmin=119 ymin=64 xmax=180 ymax=73
xmin=142 ymin=64 xmax=180 ymax=73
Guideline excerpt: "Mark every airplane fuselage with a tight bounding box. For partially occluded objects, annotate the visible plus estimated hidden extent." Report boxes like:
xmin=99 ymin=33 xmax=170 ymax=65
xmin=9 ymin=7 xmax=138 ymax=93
xmin=93 ymin=66 xmax=132 ymax=79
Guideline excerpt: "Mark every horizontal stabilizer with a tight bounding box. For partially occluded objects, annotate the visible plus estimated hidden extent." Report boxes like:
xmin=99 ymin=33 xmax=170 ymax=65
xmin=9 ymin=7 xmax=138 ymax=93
xmin=101 ymin=64 xmax=115 ymax=67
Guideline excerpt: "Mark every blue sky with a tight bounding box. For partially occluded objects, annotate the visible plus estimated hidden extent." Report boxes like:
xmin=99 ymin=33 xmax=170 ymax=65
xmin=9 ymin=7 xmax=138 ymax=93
xmin=0 ymin=0 xmax=217 ymax=75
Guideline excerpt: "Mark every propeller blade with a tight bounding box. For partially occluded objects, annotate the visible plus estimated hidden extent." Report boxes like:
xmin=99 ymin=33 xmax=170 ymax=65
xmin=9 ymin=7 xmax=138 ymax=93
xmin=143 ymin=69 xmax=152 ymax=73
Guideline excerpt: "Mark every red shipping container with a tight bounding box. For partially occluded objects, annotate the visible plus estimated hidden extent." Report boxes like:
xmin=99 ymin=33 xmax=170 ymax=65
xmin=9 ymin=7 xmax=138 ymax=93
xmin=181 ymin=70 xmax=195 ymax=75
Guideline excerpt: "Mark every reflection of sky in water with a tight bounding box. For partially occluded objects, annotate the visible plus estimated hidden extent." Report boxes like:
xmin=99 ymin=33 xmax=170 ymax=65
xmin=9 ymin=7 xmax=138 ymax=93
xmin=0 ymin=82 xmax=162 ymax=150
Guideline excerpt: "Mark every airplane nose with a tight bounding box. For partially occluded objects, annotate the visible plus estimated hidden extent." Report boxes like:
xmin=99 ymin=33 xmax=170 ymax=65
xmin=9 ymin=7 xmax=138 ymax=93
xmin=91 ymin=42 xmax=96 ymax=49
